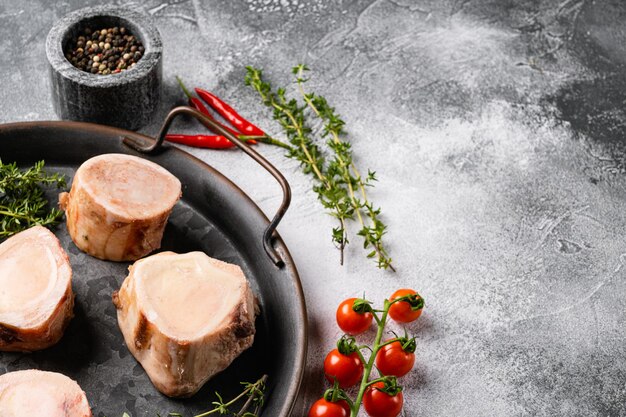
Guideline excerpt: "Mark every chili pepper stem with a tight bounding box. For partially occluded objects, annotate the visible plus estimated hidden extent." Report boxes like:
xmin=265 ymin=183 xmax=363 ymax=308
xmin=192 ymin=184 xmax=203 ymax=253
xmin=351 ymin=299 xmax=391 ymax=417
xmin=176 ymin=76 xmax=194 ymax=100
xmin=239 ymin=135 xmax=293 ymax=150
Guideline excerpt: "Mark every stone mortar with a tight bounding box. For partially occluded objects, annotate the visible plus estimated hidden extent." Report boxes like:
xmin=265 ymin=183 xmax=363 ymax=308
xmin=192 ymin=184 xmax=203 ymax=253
xmin=46 ymin=6 xmax=162 ymax=131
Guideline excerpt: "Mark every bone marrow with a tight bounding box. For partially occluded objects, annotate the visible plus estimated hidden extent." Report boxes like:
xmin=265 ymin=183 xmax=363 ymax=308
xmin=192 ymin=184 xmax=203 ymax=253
xmin=0 ymin=370 xmax=91 ymax=416
xmin=59 ymin=154 xmax=182 ymax=261
xmin=113 ymin=251 xmax=259 ymax=397
xmin=0 ymin=226 xmax=73 ymax=352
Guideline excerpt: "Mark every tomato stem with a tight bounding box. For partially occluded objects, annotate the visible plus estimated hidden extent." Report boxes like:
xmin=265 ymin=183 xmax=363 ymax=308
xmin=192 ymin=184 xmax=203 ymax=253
xmin=355 ymin=349 xmax=368 ymax=367
xmin=369 ymin=296 xmax=411 ymax=314
xmin=371 ymin=310 xmax=383 ymax=327
xmin=330 ymin=382 xmax=340 ymax=402
xmin=401 ymin=336 xmax=417 ymax=352
xmin=364 ymin=376 xmax=388 ymax=388
xmin=377 ymin=337 xmax=401 ymax=350
xmin=350 ymin=299 xmax=391 ymax=417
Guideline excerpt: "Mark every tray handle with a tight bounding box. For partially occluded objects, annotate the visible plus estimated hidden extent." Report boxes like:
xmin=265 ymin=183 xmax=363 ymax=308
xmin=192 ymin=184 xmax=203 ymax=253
xmin=123 ymin=106 xmax=291 ymax=268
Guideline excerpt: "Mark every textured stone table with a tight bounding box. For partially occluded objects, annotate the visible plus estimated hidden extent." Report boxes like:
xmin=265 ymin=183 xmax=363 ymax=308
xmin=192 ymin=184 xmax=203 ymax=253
xmin=1 ymin=0 xmax=625 ymax=415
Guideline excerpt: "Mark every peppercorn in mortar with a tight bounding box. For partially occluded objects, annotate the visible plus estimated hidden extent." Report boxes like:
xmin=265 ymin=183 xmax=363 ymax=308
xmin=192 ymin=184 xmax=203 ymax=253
xmin=65 ymin=26 xmax=144 ymax=75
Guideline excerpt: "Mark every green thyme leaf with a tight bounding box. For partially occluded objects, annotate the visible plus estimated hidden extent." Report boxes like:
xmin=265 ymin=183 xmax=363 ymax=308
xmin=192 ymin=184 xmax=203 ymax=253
xmin=246 ymin=66 xmax=395 ymax=270
xmin=0 ymin=160 xmax=66 ymax=239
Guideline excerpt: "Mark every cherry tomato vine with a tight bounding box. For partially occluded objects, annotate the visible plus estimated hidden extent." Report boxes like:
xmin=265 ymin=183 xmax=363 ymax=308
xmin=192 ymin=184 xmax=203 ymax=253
xmin=311 ymin=290 xmax=424 ymax=417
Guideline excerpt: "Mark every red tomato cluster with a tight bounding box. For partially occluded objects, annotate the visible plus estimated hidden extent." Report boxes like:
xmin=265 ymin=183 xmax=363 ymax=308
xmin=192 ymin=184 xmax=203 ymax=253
xmin=309 ymin=289 xmax=424 ymax=417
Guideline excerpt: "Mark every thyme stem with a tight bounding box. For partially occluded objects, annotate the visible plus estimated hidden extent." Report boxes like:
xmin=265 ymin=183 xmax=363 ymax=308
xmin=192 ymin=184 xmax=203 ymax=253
xmin=245 ymin=67 xmax=351 ymax=262
xmin=193 ymin=374 xmax=268 ymax=417
xmin=294 ymin=65 xmax=394 ymax=271
xmin=0 ymin=160 xmax=66 ymax=239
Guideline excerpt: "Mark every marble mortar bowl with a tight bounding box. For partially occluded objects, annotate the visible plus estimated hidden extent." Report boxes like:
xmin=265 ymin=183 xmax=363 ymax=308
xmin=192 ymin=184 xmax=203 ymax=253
xmin=46 ymin=6 xmax=162 ymax=131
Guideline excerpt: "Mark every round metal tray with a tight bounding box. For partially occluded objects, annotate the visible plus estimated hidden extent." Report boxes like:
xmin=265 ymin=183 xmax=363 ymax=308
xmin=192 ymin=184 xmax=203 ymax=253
xmin=0 ymin=120 xmax=307 ymax=416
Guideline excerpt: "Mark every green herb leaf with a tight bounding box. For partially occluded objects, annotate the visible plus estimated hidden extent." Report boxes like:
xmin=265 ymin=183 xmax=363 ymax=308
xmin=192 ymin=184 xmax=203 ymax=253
xmin=0 ymin=160 xmax=66 ymax=239
xmin=246 ymin=65 xmax=395 ymax=270
xmin=192 ymin=375 xmax=268 ymax=417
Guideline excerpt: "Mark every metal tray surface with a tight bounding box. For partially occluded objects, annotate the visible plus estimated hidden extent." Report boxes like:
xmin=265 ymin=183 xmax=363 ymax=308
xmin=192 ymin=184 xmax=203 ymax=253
xmin=0 ymin=121 xmax=307 ymax=417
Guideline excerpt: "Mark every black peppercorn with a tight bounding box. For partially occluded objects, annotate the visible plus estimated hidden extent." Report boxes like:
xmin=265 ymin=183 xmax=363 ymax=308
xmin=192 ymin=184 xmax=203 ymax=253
xmin=66 ymin=26 xmax=144 ymax=75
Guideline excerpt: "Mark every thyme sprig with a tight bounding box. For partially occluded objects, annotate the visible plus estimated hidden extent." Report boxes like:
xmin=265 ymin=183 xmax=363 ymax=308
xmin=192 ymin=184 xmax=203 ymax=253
xmin=293 ymin=64 xmax=394 ymax=271
xmin=121 ymin=375 xmax=268 ymax=417
xmin=193 ymin=375 xmax=267 ymax=417
xmin=245 ymin=66 xmax=394 ymax=270
xmin=245 ymin=67 xmax=353 ymax=263
xmin=0 ymin=160 xmax=66 ymax=238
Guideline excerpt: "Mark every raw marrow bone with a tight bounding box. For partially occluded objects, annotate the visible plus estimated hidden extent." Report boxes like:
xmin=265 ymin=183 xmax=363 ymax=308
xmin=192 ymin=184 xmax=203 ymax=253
xmin=0 ymin=226 xmax=73 ymax=352
xmin=59 ymin=153 xmax=181 ymax=261
xmin=113 ymin=251 xmax=258 ymax=397
xmin=0 ymin=370 xmax=92 ymax=416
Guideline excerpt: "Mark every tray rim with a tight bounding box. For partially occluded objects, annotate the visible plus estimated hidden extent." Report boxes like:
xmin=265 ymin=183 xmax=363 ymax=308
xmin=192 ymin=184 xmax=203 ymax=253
xmin=0 ymin=120 xmax=308 ymax=417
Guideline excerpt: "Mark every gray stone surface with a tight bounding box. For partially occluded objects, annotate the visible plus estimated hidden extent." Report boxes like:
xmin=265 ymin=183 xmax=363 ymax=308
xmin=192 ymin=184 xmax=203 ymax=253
xmin=1 ymin=0 xmax=626 ymax=416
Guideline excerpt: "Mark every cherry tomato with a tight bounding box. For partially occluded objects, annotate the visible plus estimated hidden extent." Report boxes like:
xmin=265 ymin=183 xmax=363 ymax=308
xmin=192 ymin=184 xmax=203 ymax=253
xmin=336 ymin=298 xmax=373 ymax=335
xmin=308 ymin=398 xmax=350 ymax=417
xmin=375 ymin=340 xmax=415 ymax=377
xmin=336 ymin=399 xmax=351 ymax=415
xmin=388 ymin=289 xmax=423 ymax=323
xmin=363 ymin=382 xmax=404 ymax=417
xmin=324 ymin=348 xmax=364 ymax=388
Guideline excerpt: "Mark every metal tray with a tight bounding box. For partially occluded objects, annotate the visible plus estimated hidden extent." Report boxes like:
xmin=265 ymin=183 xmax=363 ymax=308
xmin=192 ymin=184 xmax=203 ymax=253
xmin=0 ymin=111 xmax=307 ymax=416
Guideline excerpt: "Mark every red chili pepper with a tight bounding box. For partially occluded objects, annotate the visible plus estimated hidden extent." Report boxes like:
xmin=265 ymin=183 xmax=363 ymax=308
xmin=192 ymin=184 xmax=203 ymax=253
xmin=176 ymin=77 xmax=257 ymax=144
xmin=195 ymin=88 xmax=265 ymax=137
xmin=165 ymin=134 xmax=236 ymax=149
xmin=189 ymin=96 xmax=211 ymax=118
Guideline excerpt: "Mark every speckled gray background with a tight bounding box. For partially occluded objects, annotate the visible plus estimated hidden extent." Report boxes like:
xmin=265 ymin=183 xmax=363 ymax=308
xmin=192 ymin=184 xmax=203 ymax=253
xmin=1 ymin=0 xmax=626 ymax=416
